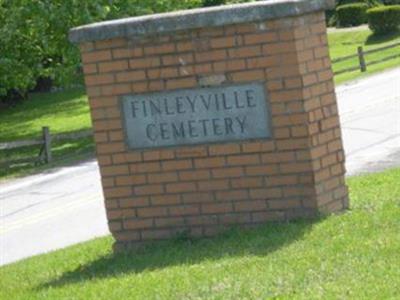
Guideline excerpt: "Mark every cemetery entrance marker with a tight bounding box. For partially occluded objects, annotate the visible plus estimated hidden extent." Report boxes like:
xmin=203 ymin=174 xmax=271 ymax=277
xmin=121 ymin=83 xmax=271 ymax=149
xmin=70 ymin=0 xmax=349 ymax=251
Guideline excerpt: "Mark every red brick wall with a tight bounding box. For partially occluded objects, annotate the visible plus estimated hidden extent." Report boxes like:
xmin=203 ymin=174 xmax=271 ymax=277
xmin=78 ymin=11 xmax=348 ymax=249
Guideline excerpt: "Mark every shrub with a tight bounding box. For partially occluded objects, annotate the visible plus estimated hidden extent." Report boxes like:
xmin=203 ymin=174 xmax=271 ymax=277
xmin=367 ymin=5 xmax=400 ymax=34
xmin=326 ymin=10 xmax=337 ymax=27
xmin=382 ymin=0 xmax=400 ymax=4
xmin=336 ymin=3 xmax=369 ymax=27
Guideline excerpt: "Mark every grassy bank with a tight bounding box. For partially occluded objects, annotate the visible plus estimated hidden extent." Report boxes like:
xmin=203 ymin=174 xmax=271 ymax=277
xmin=0 ymin=89 xmax=94 ymax=180
xmin=0 ymin=88 xmax=90 ymax=141
xmin=329 ymin=29 xmax=400 ymax=84
xmin=1 ymin=168 xmax=399 ymax=299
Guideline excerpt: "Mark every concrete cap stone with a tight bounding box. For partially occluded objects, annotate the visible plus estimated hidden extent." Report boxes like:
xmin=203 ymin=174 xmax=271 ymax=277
xmin=69 ymin=0 xmax=334 ymax=44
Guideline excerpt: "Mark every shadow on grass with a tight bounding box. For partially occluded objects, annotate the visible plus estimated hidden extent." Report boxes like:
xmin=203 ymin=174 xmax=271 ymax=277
xmin=365 ymin=30 xmax=400 ymax=45
xmin=39 ymin=218 xmax=321 ymax=289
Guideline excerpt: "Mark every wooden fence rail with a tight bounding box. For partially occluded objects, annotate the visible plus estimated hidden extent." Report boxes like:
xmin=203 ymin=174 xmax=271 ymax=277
xmin=333 ymin=42 xmax=400 ymax=76
xmin=0 ymin=127 xmax=93 ymax=169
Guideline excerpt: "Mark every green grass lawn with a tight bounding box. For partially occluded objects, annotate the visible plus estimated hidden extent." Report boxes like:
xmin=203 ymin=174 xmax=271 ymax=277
xmin=1 ymin=168 xmax=399 ymax=299
xmin=0 ymin=27 xmax=399 ymax=180
xmin=329 ymin=29 xmax=400 ymax=84
xmin=0 ymin=88 xmax=91 ymax=141
xmin=0 ymin=88 xmax=94 ymax=180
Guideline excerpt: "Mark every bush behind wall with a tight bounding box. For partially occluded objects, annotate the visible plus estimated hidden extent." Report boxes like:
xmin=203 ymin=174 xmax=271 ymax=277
xmin=367 ymin=5 xmax=400 ymax=34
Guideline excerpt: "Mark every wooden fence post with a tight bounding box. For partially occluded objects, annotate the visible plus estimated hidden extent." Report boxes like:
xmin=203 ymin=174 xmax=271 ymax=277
xmin=42 ymin=126 xmax=52 ymax=163
xmin=358 ymin=46 xmax=367 ymax=72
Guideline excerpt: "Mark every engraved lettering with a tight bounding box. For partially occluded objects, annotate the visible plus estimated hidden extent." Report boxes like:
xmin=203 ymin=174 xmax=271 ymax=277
xmin=176 ymin=97 xmax=186 ymax=114
xmin=188 ymin=120 xmax=198 ymax=138
xmin=172 ymin=122 xmax=185 ymax=139
xmin=224 ymin=117 xmax=234 ymax=135
xmin=146 ymin=124 xmax=158 ymax=141
xmin=149 ymin=99 xmax=161 ymax=116
xmin=122 ymin=83 xmax=270 ymax=149
xmin=142 ymin=100 xmax=148 ymax=117
xmin=222 ymin=93 xmax=232 ymax=110
xmin=234 ymin=91 xmax=245 ymax=108
xmin=164 ymin=98 xmax=175 ymax=115
xmin=186 ymin=95 xmax=197 ymax=113
xmin=199 ymin=119 xmax=210 ymax=136
xmin=236 ymin=116 xmax=247 ymax=133
xmin=212 ymin=118 xmax=223 ymax=136
xmin=200 ymin=94 xmax=212 ymax=110
xmin=160 ymin=122 xmax=170 ymax=140
xmin=214 ymin=93 xmax=221 ymax=111
xmin=246 ymin=89 xmax=257 ymax=108
xmin=131 ymin=101 xmax=139 ymax=118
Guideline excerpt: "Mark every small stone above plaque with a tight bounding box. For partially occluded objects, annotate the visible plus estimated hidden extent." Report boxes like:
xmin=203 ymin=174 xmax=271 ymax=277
xmin=121 ymin=82 xmax=271 ymax=149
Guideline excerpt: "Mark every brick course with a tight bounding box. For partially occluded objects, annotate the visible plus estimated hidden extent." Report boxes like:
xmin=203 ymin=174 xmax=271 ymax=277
xmin=76 ymin=10 xmax=348 ymax=249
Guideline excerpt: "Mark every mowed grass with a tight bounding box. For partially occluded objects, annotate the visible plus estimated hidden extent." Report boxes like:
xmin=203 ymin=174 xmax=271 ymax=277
xmin=0 ymin=88 xmax=94 ymax=180
xmin=328 ymin=29 xmax=400 ymax=84
xmin=1 ymin=168 xmax=399 ymax=299
xmin=0 ymin=88 xmax=91 ymax=141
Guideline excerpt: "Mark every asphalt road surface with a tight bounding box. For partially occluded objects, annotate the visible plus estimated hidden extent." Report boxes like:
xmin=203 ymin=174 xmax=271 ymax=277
xmin=1 ymin=68 xmax=399 ymax=266
xmin=337 ymin=68 xmax=400 ymax=175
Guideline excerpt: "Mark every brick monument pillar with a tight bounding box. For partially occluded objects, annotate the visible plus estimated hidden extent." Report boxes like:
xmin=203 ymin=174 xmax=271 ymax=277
xmin=70 ymin=0 xmax=348 ymax=250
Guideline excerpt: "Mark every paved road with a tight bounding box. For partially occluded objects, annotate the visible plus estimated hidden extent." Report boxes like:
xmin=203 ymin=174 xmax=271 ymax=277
xmin=0 ymin=161 xmax=107 ymax=266
xmin=337 ymin=68 xmax=400 ymax=175
xmin=1 ymin=68 xmax=399 ymax=266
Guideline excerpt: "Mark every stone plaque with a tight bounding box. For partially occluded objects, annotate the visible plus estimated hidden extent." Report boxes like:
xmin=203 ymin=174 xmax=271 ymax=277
xmin=121 ymin=82 xmax=271 ymax=149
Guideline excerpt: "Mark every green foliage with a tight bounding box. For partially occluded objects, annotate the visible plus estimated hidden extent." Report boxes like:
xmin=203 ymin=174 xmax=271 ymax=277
xmin=383 ymin=0 xmax=400 ymax=4
xmin=0 ymin=0 xmax=202 ymax=101
xmin=367 ymin=5 xmax=400 ymax=34
xmin=326 ymin=9 xmax=338 ymax=27
xmin=336 ymin=3 xmax=369 ymax=27
xmin=1 ymin=1 xmax=101 ymax=98
xmin=330 ymin=0 xmax=381 ymax=27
